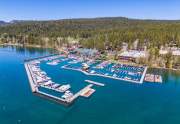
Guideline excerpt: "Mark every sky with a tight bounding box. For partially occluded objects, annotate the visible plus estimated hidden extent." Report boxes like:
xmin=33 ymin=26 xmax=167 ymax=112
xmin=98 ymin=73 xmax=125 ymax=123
xmin=0 ymin=0 xmax=180 ymax=21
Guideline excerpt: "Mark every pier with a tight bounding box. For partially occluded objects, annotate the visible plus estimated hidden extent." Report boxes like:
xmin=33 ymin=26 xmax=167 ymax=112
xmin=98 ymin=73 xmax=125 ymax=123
xmin=24 ymin=54 xmax=59 ymax=62
xmin=24 ymin=54 xmax=147 ymax=106
xmin=144 ymin=74 xmax=163 ymax=83
xmin=24 ymin=61 xmax=73 ymax=106
xmin=34 ymin=90 xmax=70 ymax=106
xmin=24 ymin=63 xmax=38 ymax=92
xmin=66 ymin=84 xmax=94 ymax=102
xmin=25 ymin=58 xmax=97 ymax=106
xmin=140 ymin=66 xmax=148 ymax=84
xmin=85 ymin=80 xmax=105 ymax=86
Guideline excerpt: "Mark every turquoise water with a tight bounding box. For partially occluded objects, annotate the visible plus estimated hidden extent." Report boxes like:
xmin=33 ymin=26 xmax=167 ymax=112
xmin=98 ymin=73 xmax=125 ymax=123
xmin=1 ymin=46 xmax=180 ymax=124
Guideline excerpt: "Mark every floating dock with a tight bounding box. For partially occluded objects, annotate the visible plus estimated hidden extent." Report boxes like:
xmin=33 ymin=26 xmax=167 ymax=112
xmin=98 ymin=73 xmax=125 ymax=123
xmin=24 ymin=63 xmax=38 ymax=92
xmin=66 ymin=84 xmax=94 ymax=102
xmin=85 ymin=80 xmax=105 ymax=86
xmin=144 ymin=74 xmax=162 ymax=83
xmin=80 ymin=88 xmax=95 ymax=97
xmin=24 ymin=54 xmax=147 ymax=107
xmin=140 ymin=66 xmax=148 ymax=83
xmin=24 ymin=54 xmax=59 ymax=62
xmin=24 ymin=61 xmax=74 ymax=106
xmin=25 ymin=59 xmax=97 ymax=106
xmin=34 ymin=90 xmax=70 ymax=106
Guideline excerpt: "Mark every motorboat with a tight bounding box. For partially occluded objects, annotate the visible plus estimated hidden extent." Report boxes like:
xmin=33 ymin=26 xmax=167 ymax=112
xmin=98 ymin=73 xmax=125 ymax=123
xmin=58 ymin=84 xmax=71 ymax=92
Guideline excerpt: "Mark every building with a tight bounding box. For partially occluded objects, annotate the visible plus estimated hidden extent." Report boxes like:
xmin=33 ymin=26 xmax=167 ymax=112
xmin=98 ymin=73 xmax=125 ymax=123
xmin=118 ymin=50 xmax=147 ymax=62
xmin=159 ymin=46 xmax=180 ymax=56
xmin=75 ymin=48 xmax=99 ymax=57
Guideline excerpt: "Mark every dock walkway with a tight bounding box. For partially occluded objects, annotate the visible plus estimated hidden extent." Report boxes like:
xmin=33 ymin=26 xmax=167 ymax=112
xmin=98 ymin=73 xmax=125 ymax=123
xmin=25 ymin=60 xmax=96 ymax=105
xmin=67 ymin=84 xmax=93 ymax=103
xmin=140 ymin=66 xmax=148 ymax=83
xmin=85 ymin=80 xmax=105 ymax=86
xmin=34 ymin=90 xmax=69 ymax=105
xmin=25 ymin=62 xmax=73 ymax=105
xmin=24 ymin=63 xmax=37 ymax=92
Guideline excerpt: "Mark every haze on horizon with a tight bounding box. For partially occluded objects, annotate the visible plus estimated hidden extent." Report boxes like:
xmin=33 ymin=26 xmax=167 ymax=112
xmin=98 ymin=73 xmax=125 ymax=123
xmin=0 ymin=0 xmax=180 ymax=22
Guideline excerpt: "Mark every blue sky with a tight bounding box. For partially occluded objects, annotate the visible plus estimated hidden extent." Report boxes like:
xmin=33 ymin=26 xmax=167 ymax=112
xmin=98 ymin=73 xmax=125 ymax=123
xmin=0 ymin=0 xmax=180 ymax=21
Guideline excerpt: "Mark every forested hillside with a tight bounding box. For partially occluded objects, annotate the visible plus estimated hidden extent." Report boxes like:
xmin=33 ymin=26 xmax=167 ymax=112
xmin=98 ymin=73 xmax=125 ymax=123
xmin=0 ymin=17 xmax=180 ymax=50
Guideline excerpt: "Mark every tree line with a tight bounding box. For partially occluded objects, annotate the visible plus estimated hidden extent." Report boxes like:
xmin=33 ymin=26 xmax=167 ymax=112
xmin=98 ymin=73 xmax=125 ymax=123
xmin=0 ymin=17 xmax=180 ymax=50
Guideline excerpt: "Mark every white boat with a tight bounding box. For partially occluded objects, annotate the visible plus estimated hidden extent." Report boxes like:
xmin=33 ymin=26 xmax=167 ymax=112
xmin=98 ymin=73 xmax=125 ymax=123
xmin=68 ymin=60 xmax=78 ymax=64
xmin=58 ymin=84 xmax=71 ymax=92
xmin=65 ymin=90 xmax=71 ymax=93
xmin=47 ymin=61 xmax=58 ymax=65
xmin=45 ymin=76 xmax=51 ymax=80
xmin=43 ymin=80 xmax=54 ymax=86
xmin=51 ymin=83 xmax=61 ymax=89
xmin=62 ymin=90 xmax=73 ymax=99
xmin=36 ymin=78 xmax=45 ymax=84
xmin=82 ymin=63 xmax=89 ymax=67
xmin=111 ymin=69 xmax=115 ymax=72
xmin=113 ymin=74 xmax=117 ymax=77
xmin=40 ymin=71 xmax=46 ymax=75
xmin=124 ymin=77 xmax=131 ymax=80
xmin=90 ymin=70 xmax=95 ymax=74
xmin=128 ymin=72 xmax=135 ymax=75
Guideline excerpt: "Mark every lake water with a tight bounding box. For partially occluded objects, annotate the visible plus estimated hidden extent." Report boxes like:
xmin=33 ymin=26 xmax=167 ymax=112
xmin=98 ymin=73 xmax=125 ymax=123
xmin=0 ymin=46 xmax=180 ymax=124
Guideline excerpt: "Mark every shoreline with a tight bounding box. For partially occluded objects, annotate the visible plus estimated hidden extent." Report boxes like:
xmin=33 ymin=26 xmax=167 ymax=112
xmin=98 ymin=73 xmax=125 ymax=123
xmin=2 ymin=44 xmax=180 ymax=72
xmin=150 ymin=66 xmax=180 ymax=72
xmin=0 ymin=43 xmax=54 ymax=49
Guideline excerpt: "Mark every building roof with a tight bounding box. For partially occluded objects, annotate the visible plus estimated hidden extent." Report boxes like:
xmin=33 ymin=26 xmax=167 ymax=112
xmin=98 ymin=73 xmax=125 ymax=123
xmin=119 ymin=50 xmax=147 ymax=58
xmin=76 ymin=48 xmax=98 ymax=56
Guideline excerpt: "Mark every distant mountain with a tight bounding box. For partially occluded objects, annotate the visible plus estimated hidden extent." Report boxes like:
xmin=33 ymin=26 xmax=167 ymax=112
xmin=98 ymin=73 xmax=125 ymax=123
xmin=9 ymin=20 xmax=30 ymax=24
xmin=0 ymin=16 xmax=180 ymax=51
xmin=1 ymin=17 xmax=180 ymax=26
xmin=0 ymin=21 xmax=7 ymax=26
xmin=0 ymin=20 xmax=22 ymax=26
xmin=0 ymin=16 xmax=180 ymax=37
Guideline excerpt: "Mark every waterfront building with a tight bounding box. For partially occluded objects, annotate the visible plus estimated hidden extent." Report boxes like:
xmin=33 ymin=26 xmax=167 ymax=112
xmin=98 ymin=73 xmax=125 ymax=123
xmin=118 ymin=50 xmax=148 ymax=62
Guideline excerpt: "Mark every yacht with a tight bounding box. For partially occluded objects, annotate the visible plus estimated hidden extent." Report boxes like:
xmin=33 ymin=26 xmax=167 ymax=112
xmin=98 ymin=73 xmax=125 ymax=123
xmin=58 ymin=84 xmax=71 ymax=92
xmin=62 ymin=90 xmax=73 ymax=99
xmin=90 ymin=70 xmax=95 ymax=74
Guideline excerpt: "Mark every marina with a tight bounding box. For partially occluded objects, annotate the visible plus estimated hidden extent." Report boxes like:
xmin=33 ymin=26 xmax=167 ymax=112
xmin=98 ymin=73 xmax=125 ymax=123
xmin=24 ymin=55 xmax=99 ymax=106
xmin=62 ymin=58 xmax=147 ymax=84
xmin=1 ymin=0 xmax=180 ymax=122
xmin=24 ymin=53 xmax=165 ymax=106
xmin=1 ymin=46 xmax=180 ymax=124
